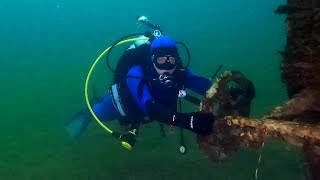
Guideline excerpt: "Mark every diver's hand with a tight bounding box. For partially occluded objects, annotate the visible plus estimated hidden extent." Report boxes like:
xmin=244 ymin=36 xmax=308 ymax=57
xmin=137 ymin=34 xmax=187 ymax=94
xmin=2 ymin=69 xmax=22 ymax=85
xmin=175 ymin=112 xmax=214 ymax=136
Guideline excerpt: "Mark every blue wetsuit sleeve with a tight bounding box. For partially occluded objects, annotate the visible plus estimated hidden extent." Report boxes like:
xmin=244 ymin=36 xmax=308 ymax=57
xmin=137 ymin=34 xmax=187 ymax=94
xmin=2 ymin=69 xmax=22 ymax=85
xmin=126 ymin=66 xmax=153 ymax=114
xmin=185 ymin=69 xmax=211 ymax=95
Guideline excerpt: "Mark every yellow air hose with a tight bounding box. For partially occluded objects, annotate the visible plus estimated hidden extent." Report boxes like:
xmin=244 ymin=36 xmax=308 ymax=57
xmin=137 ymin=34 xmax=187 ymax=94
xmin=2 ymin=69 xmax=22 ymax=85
xmin=85 ymin=37 xmax=149 ymax=134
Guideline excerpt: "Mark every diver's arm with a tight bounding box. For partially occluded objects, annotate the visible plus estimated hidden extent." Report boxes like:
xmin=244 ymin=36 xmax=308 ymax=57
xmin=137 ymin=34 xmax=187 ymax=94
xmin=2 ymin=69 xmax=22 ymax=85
xmin=184 ymin=69 xmax=211 ymax=96
xmin=126 ymin=66 xmax=174 ymax=124
xmin=126 ymin=66 xmax=154 ymax=114
xmin=145 ymin=100 xmax=214 ymax=135
xmin=127 ymin=66 xmax=214 ymax=135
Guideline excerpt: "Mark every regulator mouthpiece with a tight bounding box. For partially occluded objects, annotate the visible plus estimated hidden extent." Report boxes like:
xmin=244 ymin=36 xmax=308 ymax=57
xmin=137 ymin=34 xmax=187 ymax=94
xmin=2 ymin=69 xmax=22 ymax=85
xmin=159 ymin=73 xmax=174 ymax=88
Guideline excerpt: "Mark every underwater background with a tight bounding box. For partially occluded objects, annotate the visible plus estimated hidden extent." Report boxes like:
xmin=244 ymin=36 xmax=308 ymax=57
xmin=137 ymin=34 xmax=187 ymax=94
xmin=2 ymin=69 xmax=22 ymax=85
xmin=0 ymin=0 xmax=305 ymax=179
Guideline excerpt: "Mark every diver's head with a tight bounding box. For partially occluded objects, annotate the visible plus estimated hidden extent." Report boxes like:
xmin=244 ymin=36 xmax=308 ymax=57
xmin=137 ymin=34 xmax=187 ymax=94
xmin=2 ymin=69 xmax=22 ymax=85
xmin=150 ymin=35 xmax=180 ymax=75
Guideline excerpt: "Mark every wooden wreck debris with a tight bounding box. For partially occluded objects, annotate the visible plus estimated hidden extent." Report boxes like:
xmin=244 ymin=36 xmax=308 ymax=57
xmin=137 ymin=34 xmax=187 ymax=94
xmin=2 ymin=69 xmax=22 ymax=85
xmin=197 ymin=69 xmax=320 ymax=179
xmin=197 ymin=0 xmax=320 ymax=179
xmin=225 ymin=117 xmax=320 ymax=149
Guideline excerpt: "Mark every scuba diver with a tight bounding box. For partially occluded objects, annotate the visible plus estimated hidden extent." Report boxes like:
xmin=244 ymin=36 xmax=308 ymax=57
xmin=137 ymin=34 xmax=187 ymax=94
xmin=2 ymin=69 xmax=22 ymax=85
xmin=65 ymin=16 xmax=255 ymax=150
xmin=66 ymin=35 xmax=215 ymax=142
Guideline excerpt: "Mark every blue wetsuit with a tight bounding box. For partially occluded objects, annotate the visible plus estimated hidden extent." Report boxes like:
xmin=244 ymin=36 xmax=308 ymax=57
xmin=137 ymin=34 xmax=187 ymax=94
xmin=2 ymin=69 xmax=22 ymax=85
xmin=92 ymin=65 xmax=211 ymax=125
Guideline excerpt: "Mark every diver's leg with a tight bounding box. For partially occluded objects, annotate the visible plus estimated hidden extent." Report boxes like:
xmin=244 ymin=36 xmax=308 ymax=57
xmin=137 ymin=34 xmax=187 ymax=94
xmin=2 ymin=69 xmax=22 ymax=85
xmin=92 ymin=92 xmax=121 ymax=121
xmin=65 ymin=92 xmax=120 ymax=140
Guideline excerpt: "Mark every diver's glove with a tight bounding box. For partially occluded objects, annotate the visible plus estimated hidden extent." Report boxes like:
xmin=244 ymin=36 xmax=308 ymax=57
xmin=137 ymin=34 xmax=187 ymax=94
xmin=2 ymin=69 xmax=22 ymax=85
xmin=173 ymin=112 xmax=214 ymax=136
xmin=145 ymin=100 xmax=214 ymax=135
xmin=65 ymin=108 xmax=92 ymax=141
